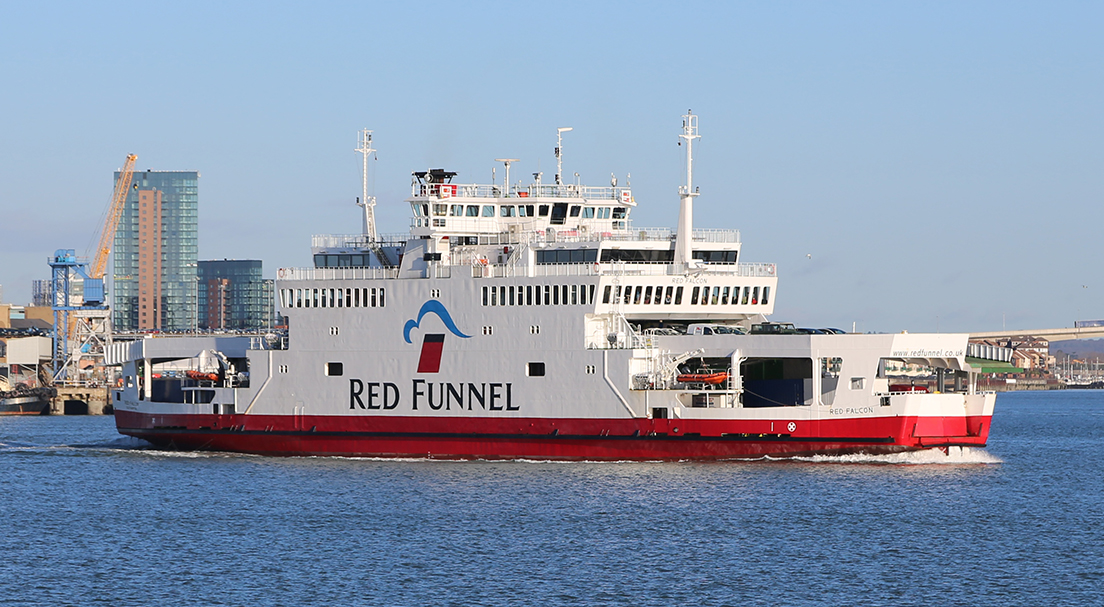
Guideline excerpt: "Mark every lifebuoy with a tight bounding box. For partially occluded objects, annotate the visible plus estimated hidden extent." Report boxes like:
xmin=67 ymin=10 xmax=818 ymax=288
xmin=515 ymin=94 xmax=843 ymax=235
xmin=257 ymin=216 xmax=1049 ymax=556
xmin=593 ymin=262 xmax=600 ymax=273
xmin=277 ymin=268 xmax=287 ymax=279
xmin=767 ymin=265 xmax=775 ymax=276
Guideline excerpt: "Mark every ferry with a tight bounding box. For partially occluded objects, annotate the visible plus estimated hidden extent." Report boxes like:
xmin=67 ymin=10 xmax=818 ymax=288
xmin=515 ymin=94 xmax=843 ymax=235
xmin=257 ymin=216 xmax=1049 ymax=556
xmin=109 ymin=113 xmax=997 ymax=459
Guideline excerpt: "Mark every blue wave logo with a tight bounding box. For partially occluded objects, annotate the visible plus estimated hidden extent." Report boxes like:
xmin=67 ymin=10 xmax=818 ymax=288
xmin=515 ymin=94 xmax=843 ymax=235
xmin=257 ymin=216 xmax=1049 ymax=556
xmin=403 ymin=300 xmax=472 ymax=344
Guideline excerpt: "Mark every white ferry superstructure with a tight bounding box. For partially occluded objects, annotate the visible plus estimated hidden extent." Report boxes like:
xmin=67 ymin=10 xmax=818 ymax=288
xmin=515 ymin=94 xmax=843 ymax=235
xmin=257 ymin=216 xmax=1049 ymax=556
xmin=110 ymin=113 xmax=997 ymax=459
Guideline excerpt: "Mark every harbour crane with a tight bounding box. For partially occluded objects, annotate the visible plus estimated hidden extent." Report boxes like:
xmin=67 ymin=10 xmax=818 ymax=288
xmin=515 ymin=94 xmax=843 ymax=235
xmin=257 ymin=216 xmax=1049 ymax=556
xmin=49 ymin=154 xmax=137 ymax=383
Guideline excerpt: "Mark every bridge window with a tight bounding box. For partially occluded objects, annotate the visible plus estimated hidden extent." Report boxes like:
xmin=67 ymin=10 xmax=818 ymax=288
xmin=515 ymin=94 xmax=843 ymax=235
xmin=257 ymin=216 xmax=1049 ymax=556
xmin=501 ymin=205 xmax=516 ymax=217
xmin=538 ymin=205 xmax=550 ymax=216
xmin=582 ymin=207 xmax=595 ymax=218
xmin=465 ymin=205 xmax=480 ymax=217
xmin=482 ymin=205 xmax=495 ymax=217
xmin=690 ymin=287 xmax=700 ymax=305
xmin=613 ymin=207 xmax=627 ymax=219
xmin=569 ymin=205 xmax=582 ymax=217
xmin=643 ymin=286 xmax=653 ymax=305
xmin=742 ymin=287 xmax=750 ymax=305
xmin=449 ymin=205 xmax=464 ymax=216
xmin=752 ymin=287 xmax=760 ymax=305
xmin=762 ymin=286 xmax=771 ymax=305
xmin=433 ymin=204 xmax=447 ymax=216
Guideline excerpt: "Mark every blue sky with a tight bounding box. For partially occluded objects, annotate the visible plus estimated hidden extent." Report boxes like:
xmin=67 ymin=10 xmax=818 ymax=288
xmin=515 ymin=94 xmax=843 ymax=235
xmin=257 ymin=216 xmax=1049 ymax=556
xmin=1 ymin=1 xmax=1101 ymax=332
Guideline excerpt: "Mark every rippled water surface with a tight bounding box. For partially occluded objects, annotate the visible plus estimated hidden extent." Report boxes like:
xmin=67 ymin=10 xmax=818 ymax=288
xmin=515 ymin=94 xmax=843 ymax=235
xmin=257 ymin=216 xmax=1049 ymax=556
xmin=2 ymin=391 xmax=1102 ymax=606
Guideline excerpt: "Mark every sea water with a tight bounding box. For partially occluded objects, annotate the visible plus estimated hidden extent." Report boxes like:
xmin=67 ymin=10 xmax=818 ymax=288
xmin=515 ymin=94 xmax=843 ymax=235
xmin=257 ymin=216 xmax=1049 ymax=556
xmin=1 ymin=391 xmax=1101 ymax=606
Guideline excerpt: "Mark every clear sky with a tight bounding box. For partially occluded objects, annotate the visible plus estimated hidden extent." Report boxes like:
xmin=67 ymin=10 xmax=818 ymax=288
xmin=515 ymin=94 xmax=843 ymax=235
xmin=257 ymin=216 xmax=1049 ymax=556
xmin=1 ymin=1 xmax=1101 ymax=333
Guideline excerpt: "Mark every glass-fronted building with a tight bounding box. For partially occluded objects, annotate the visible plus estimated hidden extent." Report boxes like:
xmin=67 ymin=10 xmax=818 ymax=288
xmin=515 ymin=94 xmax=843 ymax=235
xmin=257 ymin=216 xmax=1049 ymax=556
xmin=197 ymin=260 xmax=275 ymax=331
xmin=112 ymin=170 xmax=199 ymax=332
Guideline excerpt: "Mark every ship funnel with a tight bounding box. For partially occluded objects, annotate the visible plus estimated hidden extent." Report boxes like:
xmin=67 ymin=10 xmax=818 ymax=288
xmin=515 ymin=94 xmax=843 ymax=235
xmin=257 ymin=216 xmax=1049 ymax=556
xmin=674 ymin=111 xmax=700 ymax=267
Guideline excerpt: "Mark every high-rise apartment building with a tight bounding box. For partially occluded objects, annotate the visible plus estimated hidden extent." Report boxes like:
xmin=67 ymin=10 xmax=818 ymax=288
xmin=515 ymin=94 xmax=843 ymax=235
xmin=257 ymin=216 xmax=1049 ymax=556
xmin=197 ymin=260 xmax=275 ymax=331
xmin=112 ymin=170 xmax=198 ymax=332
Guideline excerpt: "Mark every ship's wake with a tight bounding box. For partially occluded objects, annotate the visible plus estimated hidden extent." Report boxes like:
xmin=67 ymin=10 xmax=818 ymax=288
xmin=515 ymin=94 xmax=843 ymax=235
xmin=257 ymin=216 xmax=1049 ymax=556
xmin=779 ymin=447 xmax=1002 ymax=465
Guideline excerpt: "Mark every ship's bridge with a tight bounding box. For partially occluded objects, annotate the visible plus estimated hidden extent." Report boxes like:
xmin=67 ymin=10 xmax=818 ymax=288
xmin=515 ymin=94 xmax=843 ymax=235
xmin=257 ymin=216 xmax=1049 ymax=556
xmin=407 ymin=167 xmax=639 ymax=240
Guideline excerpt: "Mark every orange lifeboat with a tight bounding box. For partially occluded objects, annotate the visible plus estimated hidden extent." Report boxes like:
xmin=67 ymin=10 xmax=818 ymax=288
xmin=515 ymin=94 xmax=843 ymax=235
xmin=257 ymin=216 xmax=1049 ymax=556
xmin=677 ymin=372 xmax=729 ymax=385
xmin=186 ymin=370 xmax=219 ymax=382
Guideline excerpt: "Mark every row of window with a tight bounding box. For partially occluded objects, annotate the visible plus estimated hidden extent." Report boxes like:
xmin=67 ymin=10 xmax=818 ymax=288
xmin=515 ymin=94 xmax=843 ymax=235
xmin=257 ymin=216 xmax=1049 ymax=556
xmin=280 ymin=287 xmax=386 ymax=309
xmin=417 ymin=203 xmax=628 ymax=220
xmin=481 ymin=284 xmax=597 ymax=307
xmin=535 ymin=249 xmax=739 ymax=265
xmin=601 ymin=284 xmax=771 ymax=306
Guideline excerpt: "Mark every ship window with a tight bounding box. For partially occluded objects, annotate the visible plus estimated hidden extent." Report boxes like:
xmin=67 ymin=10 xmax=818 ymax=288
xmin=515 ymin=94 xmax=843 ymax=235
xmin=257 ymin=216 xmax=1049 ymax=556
xmin=336 ymin=289 xmax=343 ymax=307
xmin=326 ymin=362 xmax=343 ymax=376
xmin=762 ymin=286 xmax=771 ymax=305
xmin=721 ymin=287 xmax=730 ymax=305
xmin=482 ymin=205 xmax=495 ymax=217
xmin=450 ymin=204 xmax=464 ymax=216
xmin=632 ymin=286 xmax=642 ymax=305
xmin=362 ymin=288 xmax=368 ymax=307
xmin=517 ymin=205 xmax=528 ymax=217
xmin=509 ymin=286 xmax=516 ymax=306
xmin=588 ymin=285 xmax=595 ymax=304
xmin=663 ymin=287 xmax=672 ymax=305
xmin=482 ymin=286 xmax=488 ymax=306
xmin=623 ymin=286 xmax=632 ymax=305
xmin=346 ymin=288 xmax=352 ymax=307
xmin=355 ymin=288 xmax=361 ymax=307
xmin=850 ymin=377 xmax=865 ymax=390
xmin=674 ymin=286 xmax=684 ymax=304
xmin=742 ymin=287 xmax=751 ymax=305
xmin=712 ymin=287 xmax=720 ymax=305
xmin=752 ymin=287 xmax=760 ymax=305
xmin=432 ymin=204 xmax=447 ymax=216
xmin=312 ymin=289 xmax=319 ymax=308
xmin=643 ymin=286 xmax=653 ymax=305
xmin=582 ymin=207 xmax=595 ymax=218
xmin=553 ymin=285 xmax=560 ymax=305
xmin=371 ymin=288 xmax=377 ymax=307
xmin=612 ymin=207 xmax=627 ymax=219
xmin=528 ymin=362 xmax=546 ymax=377
xmin=501 ymin=205 xmax=516 ymax=217
xmin=579 ymin=284 xmax=587 ymax=305
xmin=491 ymin=287 xmax=497 ymax=306
xmin=538 ymin=205 xmax=550 ymax=216
xmin=731 ymin=287 xmax=740 ymax=305
xmin=612 ymin=286 xmax=621 ymax=304
xmin=690 ymin=287 xmax=700 ymax=305
xmin=295 ymin=289 xmax=302 ymax=308
xmin=379 ymin=288 xmax=385 ymax=307
xmin=561 ymin=285 xmax=568 ymax=305
xmin=544 ymin=285 xmax=551 ymax=305
xmin=569 ymin=205 xmax=581 ymax=217
xmin=326 ymin=255 xmax=339 ymax=267
xmin=313 ymin=254 xmax=324 ymax=267
xmin=499 ymin=286 xmax=506 ymax=307
xmin=527 ymin=285 xmax=533 ymax=305
xmin=466 ymin=205 xmax=480 ymax=217
xmin=572 ymin=285 xmax=578 ymax=305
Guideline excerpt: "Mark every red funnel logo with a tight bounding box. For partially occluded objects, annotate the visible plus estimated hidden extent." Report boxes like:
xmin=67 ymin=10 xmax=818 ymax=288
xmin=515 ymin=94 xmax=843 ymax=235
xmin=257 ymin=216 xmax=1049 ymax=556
xmin=417 ymin=334 xmax=446 ymax=373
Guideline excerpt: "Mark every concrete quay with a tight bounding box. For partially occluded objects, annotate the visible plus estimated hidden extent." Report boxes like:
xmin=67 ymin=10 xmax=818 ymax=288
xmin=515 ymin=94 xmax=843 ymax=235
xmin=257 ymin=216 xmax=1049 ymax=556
xmin=50 ymin=386 xmax=112 ymax=415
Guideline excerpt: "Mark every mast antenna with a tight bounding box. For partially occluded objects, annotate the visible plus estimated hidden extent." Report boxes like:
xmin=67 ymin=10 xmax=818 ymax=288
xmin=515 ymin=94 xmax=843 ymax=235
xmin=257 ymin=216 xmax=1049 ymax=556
xmin=495 ymin=159 xmax=519 ymax=197
xmin=555 ymin=127 xmax=572 ymax=185
xmin=355 ymin=129 xmax=377 ymax=241
xmin=674 ymin=110 xmax=700 ymax=266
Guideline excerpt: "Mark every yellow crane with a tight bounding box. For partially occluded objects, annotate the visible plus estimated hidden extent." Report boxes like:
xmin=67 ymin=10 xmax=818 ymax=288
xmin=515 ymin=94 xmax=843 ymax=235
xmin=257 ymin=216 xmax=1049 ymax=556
xmin=91 ymin=153 xmax=137 ymax=279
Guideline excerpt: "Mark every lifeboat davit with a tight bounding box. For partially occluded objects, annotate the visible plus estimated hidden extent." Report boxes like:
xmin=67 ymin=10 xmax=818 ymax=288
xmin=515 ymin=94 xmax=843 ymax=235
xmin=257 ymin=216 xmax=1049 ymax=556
xmin=677 ymin=372 xmax=729 ymax=385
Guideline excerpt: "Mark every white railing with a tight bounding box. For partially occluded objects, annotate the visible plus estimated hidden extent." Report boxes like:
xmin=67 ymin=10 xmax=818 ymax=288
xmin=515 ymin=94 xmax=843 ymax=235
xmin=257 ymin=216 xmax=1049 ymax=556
xmin=276 ymin=267 xmax=400 ymax=281
xmin=412 ymin=182 xmax=632 ymax=201
xmin=311 ymin=233 xmax=407 ymax=249
xmin=472 ymin=261 xmax=777 ymax=279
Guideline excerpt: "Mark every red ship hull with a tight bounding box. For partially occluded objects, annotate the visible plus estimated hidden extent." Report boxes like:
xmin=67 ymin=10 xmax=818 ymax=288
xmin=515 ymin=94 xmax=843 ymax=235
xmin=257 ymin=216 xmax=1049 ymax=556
xmin=115 ymin=410 xmax=991 ymax=460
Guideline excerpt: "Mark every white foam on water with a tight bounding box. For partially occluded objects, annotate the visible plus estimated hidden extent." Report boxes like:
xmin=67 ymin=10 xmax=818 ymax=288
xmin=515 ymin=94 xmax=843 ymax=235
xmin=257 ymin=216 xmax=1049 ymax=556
xmin=782 ymin=447 xmax=1002 ymax=465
